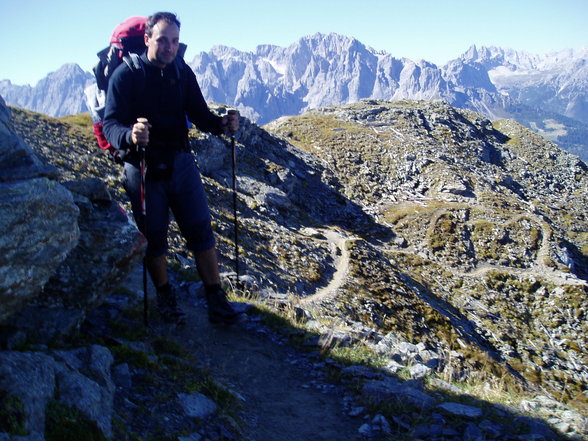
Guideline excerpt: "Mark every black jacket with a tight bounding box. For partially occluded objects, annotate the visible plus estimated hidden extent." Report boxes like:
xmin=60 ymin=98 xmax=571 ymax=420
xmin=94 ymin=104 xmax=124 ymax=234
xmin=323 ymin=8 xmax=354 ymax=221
xmin=103 ymin=52 xmax=223 ymax=165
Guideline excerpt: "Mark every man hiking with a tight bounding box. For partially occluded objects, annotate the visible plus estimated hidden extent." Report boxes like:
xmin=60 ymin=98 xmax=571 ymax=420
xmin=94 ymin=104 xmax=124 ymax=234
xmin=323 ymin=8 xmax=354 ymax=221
xmin=103 ymin=11 xmax=240 ymax=325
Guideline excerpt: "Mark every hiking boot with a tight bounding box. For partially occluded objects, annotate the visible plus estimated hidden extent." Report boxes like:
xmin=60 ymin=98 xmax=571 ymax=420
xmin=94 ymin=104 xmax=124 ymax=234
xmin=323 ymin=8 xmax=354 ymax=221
xmin=156 ymin=283 xmax=186 ymax=325
xmin=205 ymin=286 xmax=239 ymax=325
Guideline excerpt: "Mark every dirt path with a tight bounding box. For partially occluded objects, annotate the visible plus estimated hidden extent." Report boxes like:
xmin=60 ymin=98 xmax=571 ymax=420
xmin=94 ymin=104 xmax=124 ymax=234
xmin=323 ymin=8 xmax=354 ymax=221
xmin=385 ymin=208 xmax=587 ymax=288
xmin=299 ymin=229 xmax=352 ymax=308
xmin=165 ymin=292 xmax=364 ymax=441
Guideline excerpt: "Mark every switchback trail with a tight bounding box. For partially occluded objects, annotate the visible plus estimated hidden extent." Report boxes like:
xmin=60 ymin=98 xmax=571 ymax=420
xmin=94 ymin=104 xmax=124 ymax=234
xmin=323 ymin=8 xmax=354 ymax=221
xmin=299 ymin=229 xmax=353 ymax=308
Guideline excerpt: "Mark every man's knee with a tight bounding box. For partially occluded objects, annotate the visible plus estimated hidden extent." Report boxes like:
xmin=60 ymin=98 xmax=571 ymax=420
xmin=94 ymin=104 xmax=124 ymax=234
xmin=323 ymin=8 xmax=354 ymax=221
xmin=145 ymin=229 xmax=168 ymax=257
xmin=184 ymin=220 xmax=216 ymax=252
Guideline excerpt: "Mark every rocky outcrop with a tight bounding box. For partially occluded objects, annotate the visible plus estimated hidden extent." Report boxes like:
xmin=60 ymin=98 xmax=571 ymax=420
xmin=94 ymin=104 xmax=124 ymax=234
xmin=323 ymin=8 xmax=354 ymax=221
xmin=6 ymin=178 xmax=146 ymax=343
xmin=0 ymin=97 xmax=146 ymax=343
xmin=265 ymin=100 xmax=588 ymax=408
xmin=0 ymin=96 xmax=79 ymax=324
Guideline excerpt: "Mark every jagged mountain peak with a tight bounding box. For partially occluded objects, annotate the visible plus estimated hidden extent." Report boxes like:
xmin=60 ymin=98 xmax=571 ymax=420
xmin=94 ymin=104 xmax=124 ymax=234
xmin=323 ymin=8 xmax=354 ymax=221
xmin=206 ymin=33 xmax=369 ymax=61
xmin=207 ymin=44 xmax=246 ymax=59
xmin=460 ymin=44 xmax=588 ymax=72
xmin=49 ymin=62 xmax=87 ymax=75
xmin=459 ymin=44 xmax=540 ymax=66
xmin=295 ymin=32 xmax=368 ymax=51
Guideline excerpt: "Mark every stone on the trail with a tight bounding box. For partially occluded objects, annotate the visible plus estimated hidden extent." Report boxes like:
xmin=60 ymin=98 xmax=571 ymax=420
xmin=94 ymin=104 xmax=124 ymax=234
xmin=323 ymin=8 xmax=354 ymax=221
xmin=361 ymin=378 xmax=436 ymax=409
xmin=437 ymin=402 xmax=483 ymax=418
xmin=179 ymin=434 xmax=202 ymax=441
xmin=409 ymin=363 xmax=432 ymax=380
xmin=178 ymin=392 xmax=218 ymax=418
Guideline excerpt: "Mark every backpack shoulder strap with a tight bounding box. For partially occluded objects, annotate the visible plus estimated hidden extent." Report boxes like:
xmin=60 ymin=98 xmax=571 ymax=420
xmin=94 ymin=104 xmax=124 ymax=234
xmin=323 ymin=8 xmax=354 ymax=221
xmin=122 ymin=53 xmax=146 ymax=93
xmin=123 ymin=53 xmax=142 ymax=72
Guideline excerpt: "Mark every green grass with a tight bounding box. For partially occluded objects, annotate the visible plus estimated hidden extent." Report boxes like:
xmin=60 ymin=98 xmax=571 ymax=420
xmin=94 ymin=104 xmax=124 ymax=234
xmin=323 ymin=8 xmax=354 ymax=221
xmin=0 ymin=391 xmax=27 ymax=436
xmin=45 ymin=400 xmax=107 ymax=441
xmin=152 ymin=336 xmax=190 ymax=358
xmin=110 ymin=344 xmax=157 ymax=370
xmin=58 ymin=112 xmax=93 ymax=129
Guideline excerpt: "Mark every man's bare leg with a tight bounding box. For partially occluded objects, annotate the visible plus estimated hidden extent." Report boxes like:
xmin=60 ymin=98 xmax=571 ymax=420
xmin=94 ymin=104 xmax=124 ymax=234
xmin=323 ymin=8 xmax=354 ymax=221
xmin=145 ymin=255 xmax=168 ymax=288
xmin=193 ymin=247 xmax=221 ymax=286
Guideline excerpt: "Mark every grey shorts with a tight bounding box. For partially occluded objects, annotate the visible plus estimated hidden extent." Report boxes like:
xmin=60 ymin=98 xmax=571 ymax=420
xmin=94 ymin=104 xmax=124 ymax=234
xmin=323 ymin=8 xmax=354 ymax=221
xmin=123 ymin=151 xmax=215 ymax=257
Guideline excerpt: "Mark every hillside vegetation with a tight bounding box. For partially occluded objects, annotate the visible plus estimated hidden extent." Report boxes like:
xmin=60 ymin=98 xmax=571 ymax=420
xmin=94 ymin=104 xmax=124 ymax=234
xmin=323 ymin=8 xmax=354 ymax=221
xmin=264 ymin=100 xmax=588 ymax=407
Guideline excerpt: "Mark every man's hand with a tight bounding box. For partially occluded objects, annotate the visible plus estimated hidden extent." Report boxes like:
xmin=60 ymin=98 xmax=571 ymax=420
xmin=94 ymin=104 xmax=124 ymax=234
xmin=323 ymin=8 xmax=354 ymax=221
xmin=222 ymin=110 xmax=240 ymax=135
xmin=132 ymin=117 xmax=152 ymax=146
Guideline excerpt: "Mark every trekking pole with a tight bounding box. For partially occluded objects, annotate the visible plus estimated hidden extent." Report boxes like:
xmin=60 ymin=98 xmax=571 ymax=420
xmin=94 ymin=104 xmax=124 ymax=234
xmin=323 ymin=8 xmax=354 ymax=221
xmin=137 ymin=117 xmax=149 ymax=326
xmin=228 ymin=110 xmax=240 ymax=290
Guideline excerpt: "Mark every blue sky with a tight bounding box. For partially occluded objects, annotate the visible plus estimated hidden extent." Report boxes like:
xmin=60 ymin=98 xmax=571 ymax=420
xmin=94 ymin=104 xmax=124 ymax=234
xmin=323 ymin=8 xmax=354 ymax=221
xmin=1 ymin=0 xmax=587 ymax=86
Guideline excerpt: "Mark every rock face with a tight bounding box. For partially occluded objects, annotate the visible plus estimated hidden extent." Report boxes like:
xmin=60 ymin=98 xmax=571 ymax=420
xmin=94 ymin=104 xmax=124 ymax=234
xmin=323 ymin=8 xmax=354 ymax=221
xmin=8 ymin=178 xmax=146 ymax=343
xmin=0 ymin=345 xmax=115 ymax=439
xmin=0 ymin=95 xmax=79 ymax=324
xmin=191 ymin=34 xmax=455 ymax=124
xmin=0 ymin=97 xmax=146 ymax=342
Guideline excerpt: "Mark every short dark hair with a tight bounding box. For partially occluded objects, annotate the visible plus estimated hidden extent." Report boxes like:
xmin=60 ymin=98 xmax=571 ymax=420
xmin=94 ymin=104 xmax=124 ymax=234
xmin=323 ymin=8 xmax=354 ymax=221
xmin=146 ymin=12 xmax=181 ymax=36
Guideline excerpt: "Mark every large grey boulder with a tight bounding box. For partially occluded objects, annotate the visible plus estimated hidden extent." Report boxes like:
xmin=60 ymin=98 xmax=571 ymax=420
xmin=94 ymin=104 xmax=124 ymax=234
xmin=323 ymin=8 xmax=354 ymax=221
xmin=0 ymin=95 xmax=146 ymax=342
xmin=0 ymin=95 xmax=79 ymax=324
xmin=7 ymin=177 xmax=146 ymax=343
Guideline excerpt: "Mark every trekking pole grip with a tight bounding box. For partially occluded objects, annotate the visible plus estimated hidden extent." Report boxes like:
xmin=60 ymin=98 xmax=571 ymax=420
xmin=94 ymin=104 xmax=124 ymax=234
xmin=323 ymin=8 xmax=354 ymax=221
xmin=226 ymin=109 xmax=238 ymax=136
xmin=135 ymin=117 xmax=150 ymax=149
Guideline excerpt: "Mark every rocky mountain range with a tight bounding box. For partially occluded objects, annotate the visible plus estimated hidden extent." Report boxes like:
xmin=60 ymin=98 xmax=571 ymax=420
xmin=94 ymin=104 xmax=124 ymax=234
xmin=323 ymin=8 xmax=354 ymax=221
xmin=0 ymin=64 xmax=94 ymax=118
xmin=1 ymin=33 xmax=587 ymax=161
xmin=1 ymin=90 xmax=586 ymax=439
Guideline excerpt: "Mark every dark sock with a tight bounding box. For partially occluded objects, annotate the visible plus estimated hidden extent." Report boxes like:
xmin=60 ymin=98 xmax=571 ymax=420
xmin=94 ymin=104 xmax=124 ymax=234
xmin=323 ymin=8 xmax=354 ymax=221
xmin=204 ymin=283 xmax=221 ymax=295
xmin=157 ymin=282 xmax=171 ymax=293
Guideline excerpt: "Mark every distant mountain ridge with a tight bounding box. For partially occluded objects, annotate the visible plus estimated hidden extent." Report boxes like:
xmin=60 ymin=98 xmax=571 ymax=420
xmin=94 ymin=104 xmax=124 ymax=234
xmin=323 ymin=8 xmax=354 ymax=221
xmin=459 ymin=45 xmax=588 ymax=123
xmin=0 ymin=63 xmax=94 ymax=117
xmin=192 ymin=33 xmax=452 ymax=122
xmin=1 ymin=34 xmax=587 ymax=159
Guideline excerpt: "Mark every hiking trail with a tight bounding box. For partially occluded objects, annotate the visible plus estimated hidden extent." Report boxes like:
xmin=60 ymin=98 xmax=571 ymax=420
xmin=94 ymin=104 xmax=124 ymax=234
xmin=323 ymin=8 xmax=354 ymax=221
xmin=122 ymin=263 xmax=365 ymax=441
xmin=299 ymin=229 xmax=353 ymax=308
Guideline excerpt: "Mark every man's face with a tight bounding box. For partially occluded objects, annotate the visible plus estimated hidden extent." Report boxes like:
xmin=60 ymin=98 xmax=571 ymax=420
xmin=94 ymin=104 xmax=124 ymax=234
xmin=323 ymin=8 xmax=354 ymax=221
xmin=145 ymin=20 xmax=180 ymax=67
